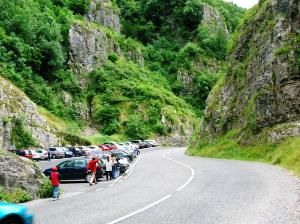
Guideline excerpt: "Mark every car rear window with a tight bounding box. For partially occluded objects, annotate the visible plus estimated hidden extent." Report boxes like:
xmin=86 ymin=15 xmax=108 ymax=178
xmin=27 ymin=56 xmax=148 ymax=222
xmin=74 ymin=160 xmax=86 ymax=167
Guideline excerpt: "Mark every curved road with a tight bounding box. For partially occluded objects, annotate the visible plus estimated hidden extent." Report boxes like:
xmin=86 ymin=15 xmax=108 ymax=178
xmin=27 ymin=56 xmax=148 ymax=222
xmin=27 ymin=147 xmax=300 ymax=224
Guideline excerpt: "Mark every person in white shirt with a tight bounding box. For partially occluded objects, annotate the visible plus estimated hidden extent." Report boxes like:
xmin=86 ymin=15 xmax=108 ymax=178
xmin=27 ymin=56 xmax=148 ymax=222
xmin=105 ymin=156 xmax=113 ymax=181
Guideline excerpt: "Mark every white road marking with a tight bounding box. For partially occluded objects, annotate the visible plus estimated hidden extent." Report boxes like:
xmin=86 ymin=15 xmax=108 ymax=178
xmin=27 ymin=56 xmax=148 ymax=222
xmin=61 ymin=192 xmax=83 ymax=198
xmin=106 ymin=194 xmax=172 ymax=224
xmin=106 ymin=150 xmax=195 ymax=224
xmin=96 ymin=188 xmax=104 ymax=191
xmin=108 ymin=184 xmax=115 ymax=187
xmin=163 ymin=152 xmax=195 ymax=192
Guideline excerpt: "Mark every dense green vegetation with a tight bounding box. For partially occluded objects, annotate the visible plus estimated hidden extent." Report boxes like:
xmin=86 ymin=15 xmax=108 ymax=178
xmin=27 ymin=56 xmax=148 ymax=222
xmin=0 ymin=0 xmax=244 ymax=145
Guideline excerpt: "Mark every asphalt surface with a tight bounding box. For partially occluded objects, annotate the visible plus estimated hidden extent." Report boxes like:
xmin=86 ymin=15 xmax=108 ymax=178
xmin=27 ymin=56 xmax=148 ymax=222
xmin=26 ymin=147 xmax=300 ymax=224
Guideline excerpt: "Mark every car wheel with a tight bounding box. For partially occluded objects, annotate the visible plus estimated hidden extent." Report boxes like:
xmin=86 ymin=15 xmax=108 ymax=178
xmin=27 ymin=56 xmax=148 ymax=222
xmin=52 ymin=155 xmax=56 ymax=159
xmin=85 ymin=173 xmax=92 ymax=183
xmin=1 ymin=216 xmax=23 ymax=224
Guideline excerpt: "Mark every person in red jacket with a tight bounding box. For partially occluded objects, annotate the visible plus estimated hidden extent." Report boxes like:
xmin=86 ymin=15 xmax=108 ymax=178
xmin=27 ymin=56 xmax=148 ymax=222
xmin=50 ymin=166 xmax=61 ymax=201
xmin=87 ymin=156 xmax=100 ymax=186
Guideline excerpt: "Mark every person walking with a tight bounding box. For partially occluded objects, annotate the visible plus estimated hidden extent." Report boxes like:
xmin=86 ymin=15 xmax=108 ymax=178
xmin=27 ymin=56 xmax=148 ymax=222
xmin=50 ymin=167 xmax=61 ymax=201
xmin=87 ymin=156 xmax=100 ymax=186
xmin=105 ymin=156 xmax=113 ymax=181
xmin=111 ymin=155 xmax=117 ymax=179
xmin=47 ymin=149 xmax=51 ymax=161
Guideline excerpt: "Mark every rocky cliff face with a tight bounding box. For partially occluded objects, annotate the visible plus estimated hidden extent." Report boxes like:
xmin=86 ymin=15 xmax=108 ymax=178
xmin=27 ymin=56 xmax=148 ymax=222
xmin=0 ymin=154 xmax=45 ymax=198
xmin=199 ymin=0 xmax=300 ymax=143
xmin=0 ymin=76 xmax=59 ymax=150
xmin=86 ymin=0 xmax=121 ymax=33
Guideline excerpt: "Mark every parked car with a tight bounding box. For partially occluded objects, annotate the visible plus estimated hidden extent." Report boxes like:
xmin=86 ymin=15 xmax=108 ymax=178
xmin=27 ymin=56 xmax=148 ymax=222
xmin=117 ymin=157 xmax=130 ymax=173
xmin=100 ymin=144 xmax=113 ymax=151
xmin=77 ymin=146 xmax=91 ymax=156
xmin=145 ymin=140 xmax=160 ymax=147
xmin=43 ymin=158 xmax=103 ymax=182
xmin=131 ymin=140 xmax=147 ymax=149
xmin=0 ymin=202 xmax=33 ymax=224
xmin=60 ymin=147 xmax=73 ymax=158
xmin=110 ymin=150 xmax=134 ymax=162
xmin=142 ymin=141 xmax=151 ymax=148
xmin=103 ymin=142 xmax=125 ymax=150
xmin=16 ymin=150 xmax=33 ymax=160
xmin=68 ymin=147 xmax=84 ymax=157
xmin=30 ymin=149 xmax=42 ymax=161
xmin=35 ymin=149 xmax=48 ymax=160
xmin=48 ymin=147 xmax=65 ymax=159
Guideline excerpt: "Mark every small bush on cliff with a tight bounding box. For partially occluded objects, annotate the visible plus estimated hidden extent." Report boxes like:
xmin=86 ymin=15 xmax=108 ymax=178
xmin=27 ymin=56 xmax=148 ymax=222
xmin=125 ymin=116 xmax=149 ymax=139
xmin=11 ymin=117 xmax=38 ymax=149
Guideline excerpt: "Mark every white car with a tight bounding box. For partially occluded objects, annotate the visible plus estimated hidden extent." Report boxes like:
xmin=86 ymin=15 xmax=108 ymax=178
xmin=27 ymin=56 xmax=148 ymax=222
xmin=145 ymin=140 xmax=160 ymax=147
xmin=35 ymin=149 xmax=48 ymax=160
xmin=30 ymin=150 xmax=42 ymax=161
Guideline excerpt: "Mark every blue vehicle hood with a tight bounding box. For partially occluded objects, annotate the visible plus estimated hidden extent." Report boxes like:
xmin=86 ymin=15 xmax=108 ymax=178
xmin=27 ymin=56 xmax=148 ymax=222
xmin=0 ymin=202 xmax=27 ymax=218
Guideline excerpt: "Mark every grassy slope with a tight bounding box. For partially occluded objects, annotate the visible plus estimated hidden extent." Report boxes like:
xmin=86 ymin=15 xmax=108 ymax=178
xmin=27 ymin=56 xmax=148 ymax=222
xmin=187 ymin=130 xmax=300 ymax=177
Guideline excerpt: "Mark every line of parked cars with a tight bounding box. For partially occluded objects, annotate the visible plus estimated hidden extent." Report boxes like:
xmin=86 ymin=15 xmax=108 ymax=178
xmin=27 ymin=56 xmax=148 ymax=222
xmin=42 ymin=140 xmax=159 ymax=183
xmin=14 ymin=140 xmax=160 ymax=162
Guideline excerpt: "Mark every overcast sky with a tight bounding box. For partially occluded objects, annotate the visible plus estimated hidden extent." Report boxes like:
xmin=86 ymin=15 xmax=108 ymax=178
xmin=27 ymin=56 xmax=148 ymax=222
xmin=224 ymin=0 xmax=259 ymax=9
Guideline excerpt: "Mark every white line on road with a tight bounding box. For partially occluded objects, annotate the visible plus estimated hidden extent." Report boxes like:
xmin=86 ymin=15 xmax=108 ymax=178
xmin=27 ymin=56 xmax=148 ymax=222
xmin=106 ymin=150 xmax=195 ymax=224
xmin=107 ymin=194 xmax=172 ymax=224
xmin=163 ymin=152 xmax=195 ymax=192
xmin=96 ymin=188 xmax=104 ymax=191
xmin=61 ymin=192 xmax=83 ymax=198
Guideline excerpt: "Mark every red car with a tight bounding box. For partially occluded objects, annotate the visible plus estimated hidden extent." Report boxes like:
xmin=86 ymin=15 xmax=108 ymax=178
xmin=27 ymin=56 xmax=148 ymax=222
xmin=99 ymin=144 xmax=113 ymax=151
xmin=16 ymin=150 xmax=33 ymax=160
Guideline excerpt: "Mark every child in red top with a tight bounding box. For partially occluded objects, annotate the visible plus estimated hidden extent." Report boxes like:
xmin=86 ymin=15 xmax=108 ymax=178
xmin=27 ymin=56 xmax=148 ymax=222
xmin=50 ymin=167 xmax=61 ymax=201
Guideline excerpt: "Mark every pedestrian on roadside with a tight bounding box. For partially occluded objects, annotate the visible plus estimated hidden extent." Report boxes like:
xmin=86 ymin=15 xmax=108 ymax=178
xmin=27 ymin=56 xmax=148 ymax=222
xmin=111 ymin=154 xmax=117 ymax=179
xmin=50 ymin=167 xmax=61 ymax=201
xmin=105 ymin=156 xmax=113 ymax=181
xmin=87 ymin=156 xmax=100 ymax=186
xmin=47 ymin=149 xmax=51 ymax=161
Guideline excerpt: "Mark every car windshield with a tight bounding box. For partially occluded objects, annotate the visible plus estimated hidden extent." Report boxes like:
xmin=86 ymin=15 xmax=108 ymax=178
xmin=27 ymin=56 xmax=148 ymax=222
xmin=57 ymin=160 xmax=74 ymax=168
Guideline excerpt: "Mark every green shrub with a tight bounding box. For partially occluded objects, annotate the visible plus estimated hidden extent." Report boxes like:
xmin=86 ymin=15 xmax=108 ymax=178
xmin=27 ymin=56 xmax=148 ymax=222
xmin=125 ymin=116 xmax=149 ymax=139
xmin=108 ymin=53 xmax=119 ymax=63
xmin=0 ymin=187 xmax=32 ymax=203
xmin=39 ymin=179 xmax=53 ymax=198
xmin=11 ymin=116 xmax=38 ymax=149
xmin=102 ymin=120 xmax=121 ymax=135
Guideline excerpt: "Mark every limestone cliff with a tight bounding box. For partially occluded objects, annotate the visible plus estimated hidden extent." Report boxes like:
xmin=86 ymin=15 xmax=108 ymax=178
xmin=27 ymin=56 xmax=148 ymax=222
xmin=0 ymin=76 xmax=59 ymax=150
xmin=86 ymin=0 xmax=121 ymax=33
xmin=198 ymin=0 xmax=300 ymax=143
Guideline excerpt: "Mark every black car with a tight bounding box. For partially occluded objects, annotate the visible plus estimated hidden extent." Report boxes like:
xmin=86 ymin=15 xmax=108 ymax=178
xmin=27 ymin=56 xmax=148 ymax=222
xmin=43 ymin=159 xmax=103 ymax=182
xmin=110 ymin=150 xmax=134 ymax=162
xmin=68 ymin=147 xmax=84 ymax=157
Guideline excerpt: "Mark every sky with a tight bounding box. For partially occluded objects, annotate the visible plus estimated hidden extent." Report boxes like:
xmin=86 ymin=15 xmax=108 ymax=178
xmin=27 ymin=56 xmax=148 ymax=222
xmin=224 ymin=0 xmax=259 ymax=9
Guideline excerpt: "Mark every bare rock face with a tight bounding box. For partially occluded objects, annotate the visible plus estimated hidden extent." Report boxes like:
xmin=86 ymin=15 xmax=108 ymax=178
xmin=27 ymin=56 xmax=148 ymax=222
xmin=0 ymin=154 xmax=44 ymax=198
xmin=202 ymin=3 xmax=228 ymax=34
xmin=199 ymin=0 xmax=300 ymax=143
xmin=0 ymin=76 xmax=59 ymax=150
xmin=68 ymin=23 xmax=121 ymax=84
xmin=86 ymin=0 xmax=121 ymax=33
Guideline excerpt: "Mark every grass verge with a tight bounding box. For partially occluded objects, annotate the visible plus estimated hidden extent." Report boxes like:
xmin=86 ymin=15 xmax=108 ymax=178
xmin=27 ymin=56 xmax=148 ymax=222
xmin=187 ymin=132 xmax=300 ymax=177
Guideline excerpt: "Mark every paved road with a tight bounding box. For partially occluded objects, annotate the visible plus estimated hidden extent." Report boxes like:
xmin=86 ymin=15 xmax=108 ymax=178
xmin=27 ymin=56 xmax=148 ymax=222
xmin=27 ymin=147 xmax=300 ymax=224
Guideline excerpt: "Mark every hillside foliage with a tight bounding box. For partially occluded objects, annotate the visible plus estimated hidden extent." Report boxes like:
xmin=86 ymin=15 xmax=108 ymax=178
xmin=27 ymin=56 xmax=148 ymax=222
xmin=0 ymin=0 xmax=245 ymax=145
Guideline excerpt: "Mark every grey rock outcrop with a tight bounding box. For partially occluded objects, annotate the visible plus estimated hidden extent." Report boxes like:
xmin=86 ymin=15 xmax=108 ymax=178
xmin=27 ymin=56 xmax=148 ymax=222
xmin=202 ymin=3 xmax=228 ymax=34
xmin=198 ymin=0 xmax=300 ymax=143
xmin=86 ymin=0 xmax=121 ymax=33
xmin=0 ymin=76 xmax=59 ymax=150
xmin=68 ymin=23 xmax=120 ymax=81
xmin=0 ymin=154 xmax=44 ymax=198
